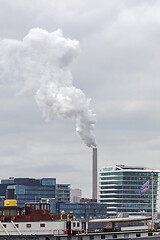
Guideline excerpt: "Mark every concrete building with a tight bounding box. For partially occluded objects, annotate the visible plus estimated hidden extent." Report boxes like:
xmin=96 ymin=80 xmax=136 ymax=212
xmin=99 ymin=165 xmax=160 ymax=217
xmin=70 ymin=188 xmax=82 ymax=203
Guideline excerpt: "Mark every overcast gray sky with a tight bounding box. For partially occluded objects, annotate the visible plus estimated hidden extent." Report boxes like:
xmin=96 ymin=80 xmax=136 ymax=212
xmin=0 ymin=0 xmax=160 ymax=197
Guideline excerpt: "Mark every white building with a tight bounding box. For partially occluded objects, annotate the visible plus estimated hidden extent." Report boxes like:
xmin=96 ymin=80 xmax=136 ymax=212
xmin=70 ymin=188 xmax=82 ymax=203
xmin=99 ymin=165 xmax=160 ymax=217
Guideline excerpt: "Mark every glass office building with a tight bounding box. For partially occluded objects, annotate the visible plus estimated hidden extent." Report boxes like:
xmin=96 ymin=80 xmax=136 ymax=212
xmin=7 ymin=178 xmax=56 ymax=206
xmin=0 ymin=177 xmax=56 ymax=206
xmin=8 ymin=184 xmax=56 ymax=206
xmin=57 ymin=202 xmax=107 ymax=220
xmin=0 ymin=177 xmax=71 ymax=211
xmin=55 ymin=184 xmax=70 ymax=203
xmin=99 ymin=165 xmax=160 ymax=217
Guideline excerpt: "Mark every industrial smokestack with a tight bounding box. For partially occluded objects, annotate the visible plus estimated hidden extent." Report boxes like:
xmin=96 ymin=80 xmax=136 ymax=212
xmin=92 ymin=147 xmax=97 ymax=200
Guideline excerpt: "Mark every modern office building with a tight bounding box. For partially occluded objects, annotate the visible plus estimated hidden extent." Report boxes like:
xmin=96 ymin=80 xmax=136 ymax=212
xmin=57 ymin=202 xmax=107 ymax=220
xmin=0 ymin=176 xmax=109 ymax=219
xmin=5 ymin=178 xmax=56 ymax=206
xmin=0 ymin=177 xmax=44 ymax=197
xmin=55 ymin=184 xmax=70 ymax=203
xmin=99 ymin=165 xmax=160 ymax=217
xmin=0 ymin=177 xmax=71 ymax=207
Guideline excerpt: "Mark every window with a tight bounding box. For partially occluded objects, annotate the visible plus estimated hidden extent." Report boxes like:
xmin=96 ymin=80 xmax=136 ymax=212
xmin=36 ymin=204 xmax=39 ymax=210
xmin=26 ymin=224 xmax=31 ymax=228
xmin=73 ymin=222 xmax=76 ymax=227
xmin=89 ymin=236 xmax=94 ymax=240
xmin=4 ymin=210 xmax=9 ymax=216
xmin=136 ymin=233 xmax=141 ymax=237
xmin=40 ymin=223 xmax=45 ymax=227
xmin=3 ymin=224 xmax=6 ymax=228
xmin=112 ymin=234 xmax=117 ymax=238
xmin=124 ymin=233 xmax=129 ymax=238
xmin=77 ymin=222 xmax=80 ymax=227
xmin=101 ymin=235 xmax=105 ymax=239
xmin=148 ymin=232 xmax=153 ymax=236
xmin=11 ymin=210 xmax=16 ymax=215
xmin=15 ymin=224 xmax=19 ymax=228
xmin=46 ymin=237 xmax=51 ymax=240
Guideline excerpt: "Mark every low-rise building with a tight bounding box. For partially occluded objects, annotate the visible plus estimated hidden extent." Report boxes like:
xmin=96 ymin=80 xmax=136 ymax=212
xmin=57 ymin=202 xmax=107 ymax=220
xmin=70 ymin=188 xmax=82 ymax=203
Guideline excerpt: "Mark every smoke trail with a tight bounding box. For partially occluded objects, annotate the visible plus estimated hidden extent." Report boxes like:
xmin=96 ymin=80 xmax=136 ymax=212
xmin=0 ymin=28 xmax=96 ymax=148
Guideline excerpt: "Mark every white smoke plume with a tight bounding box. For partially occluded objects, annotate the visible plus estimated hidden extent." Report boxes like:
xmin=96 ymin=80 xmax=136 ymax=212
xmin=0 ymin=28 xmax=96 ymax=148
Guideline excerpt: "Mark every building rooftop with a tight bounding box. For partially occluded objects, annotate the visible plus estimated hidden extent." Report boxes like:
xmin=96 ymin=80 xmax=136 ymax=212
xmin=101 ymin=164 xmax=160 ymax=172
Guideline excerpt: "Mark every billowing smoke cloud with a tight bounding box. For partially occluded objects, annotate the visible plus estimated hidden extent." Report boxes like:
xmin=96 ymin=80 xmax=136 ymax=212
xmin=0 ymin=28 xmax=96 ymax=148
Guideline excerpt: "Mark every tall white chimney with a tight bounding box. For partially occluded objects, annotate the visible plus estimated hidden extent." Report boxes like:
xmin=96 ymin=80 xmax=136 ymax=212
xmin=92 ymin=147 xmax=97 ymax=200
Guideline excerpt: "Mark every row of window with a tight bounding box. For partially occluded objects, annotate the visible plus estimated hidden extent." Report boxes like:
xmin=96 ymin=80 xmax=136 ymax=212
xmin=100 ymin=176 xmax=158 ymax=182
xmin=14 ymin=185 xmax=55 ymax=190
xmin=100 ymin=185 xmax=157 ymax=190
xmin=106 ymin=208 xmax=154 ymax=213
xmin=56 ymin=194 xmax=70 ymax=197
xmin=0 ymin=209 xmax=19 ymax=216
xmin=59 ymin=209 xmax=106 ymax=214
xmin=3 ymin=223 xmax=45 ymax=228
xmin=79 ymin=233 xmax=153 ymax=240
xmin=106 ymin=203 xmax=153 ymax=208
xmin=57 ymin=198 xmax=70 ymax=202
xmin=65 ymin=232 xmax=153 ymax=240
xmin=100 ymin=180 xmax=158 ymax=185
xmin=99 ymin=199 xmax=155 ymax=203
xmin=100 ymin=193 xmax=156 ymax=197
xmin=99 ymin=190 xmax=157 ymax=195
xmin=56 ymin=185 xmax=70 ymax=189
xmin=100 ymin=172 xmax=158 ymax=177
xmin=100 ymin=189 xmax=157 ymax=194
xmin=58 ymin=204 xmax=107 ymax=210
xmin=73 ymin=222 xmax=80 ymax=227
xmin=63 ymin=209 xmax=105 ymax=213
xmin=18 ymin=190 xmax=55 ymax=194
xmin=100 ymin=199 xmax=156 ymax=206
xmin=56 ymin=190 xmax=70 ymax=193
xmin=16 ymin=194 xmax=55 ymax=200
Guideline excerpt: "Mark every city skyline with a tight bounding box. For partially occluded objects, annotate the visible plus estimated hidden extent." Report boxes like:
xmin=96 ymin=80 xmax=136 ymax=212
xmin=0 ymin=1 xmax=160 ymax=197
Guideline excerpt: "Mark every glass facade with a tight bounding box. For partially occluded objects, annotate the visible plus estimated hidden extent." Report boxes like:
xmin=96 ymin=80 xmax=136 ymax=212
xmin=57 ymin=202 xmax=107 ymax=220
xmin=0 ymin=197 xmax=4 ymax=207
xmin=55 ymin=184 xmax=70 ymax=203
xmin=7 ymin=178 xmax=56 ymax=206
xmin=99 ymin=165 xmax=160 ymax=217
xmin=0 ymin=178 xmax=72 ymax=213
xmin=42 ymin=178 xmax=56 ymax=186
